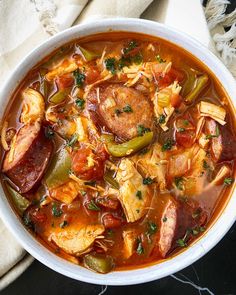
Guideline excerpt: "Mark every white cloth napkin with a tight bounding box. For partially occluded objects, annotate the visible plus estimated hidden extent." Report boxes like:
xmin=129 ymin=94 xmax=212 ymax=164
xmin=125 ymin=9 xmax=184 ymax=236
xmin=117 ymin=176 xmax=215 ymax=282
xmin=0 ymin=0 xmax=215 ymax=290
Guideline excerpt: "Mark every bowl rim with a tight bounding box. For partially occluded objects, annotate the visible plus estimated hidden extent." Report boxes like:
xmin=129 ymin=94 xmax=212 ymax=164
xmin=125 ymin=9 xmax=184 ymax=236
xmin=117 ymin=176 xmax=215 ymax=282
xmin=0 ymin=17 xmax=236 ymax=286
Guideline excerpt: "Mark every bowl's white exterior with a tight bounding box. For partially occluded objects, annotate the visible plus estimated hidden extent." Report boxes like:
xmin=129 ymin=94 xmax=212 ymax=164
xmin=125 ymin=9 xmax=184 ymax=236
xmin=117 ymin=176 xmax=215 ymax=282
xmin=0 ymin=18 xmax=235 ymax=286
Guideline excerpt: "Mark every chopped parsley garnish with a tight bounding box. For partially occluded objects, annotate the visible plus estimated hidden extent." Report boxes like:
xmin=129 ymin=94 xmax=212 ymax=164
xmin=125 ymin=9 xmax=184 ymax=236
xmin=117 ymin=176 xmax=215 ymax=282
xmin=178 ymin=128 xmax=185 ymax=133
xmin=137 ymin=124 xmax=151 ymax=136
xmin=158 ymin=115 xmax=166 ymax=124
xmin=136 ymin=190 xmax=142 ymax=200
xmin=156 ymin=54 xmax=166 ymax=63
xmin=136 ymin=237 xmax=144 ymax=255
xmin=183 ymin=120 xmax=189 ymax=126
xmin=205 ymin=125 xmax=220 ymax=139
xmin=123 ymin=104 xmax=133 ymax=113
xmin=203 ymin=160 xmax=210 ymax=170
xmin=132 ymin=52 xmax=143 ymax=65
xmin=174 ymin=177 xmax=184 ymax=190
xmin=136 ymin=209 xmax=140 ymax=213
xmin=52 ymin=203 xmax=63 ymax=217
xmin=107 ymin=229 xmax=114 ymax=237
xmin=162 ymin=139 xmax=175 ymax=151
xmin=80 ymin=190 xmax=87 ymax=196
xmin=163 ymin=216 xmax=167 ymax=222
xmin=176 ymin=238 xmax=187 ymax=247
xmin=87 ymin=199 xmax=100 ymax=211
xmin=146 ymin=221 xmax=158 ymax=243
xmin=23 ymin=212 xmax=33 ymax=229
xmin=224 ymin=177 xmax=234 ymax=186
xmin=115 ymin=109 xmax=122 ymax=116
xmin=45 ymin=126 xmax=54 ymax=139
xmin=73 ymin=69 xmax=85 ymax=87
xmin=123 ymin=40 xmax=138 ymax=55
xmin=76 ymin=98 xmax=85 ymax=109
xmin=60 ymin=220 xmax=68 ymax=228
xmin=104 ymin=58 xmax=116 ymax=74
xmin=147 ymin=221 xmax=157 ymax=235
xmin=143 ymin=177 xmax=154 ymax=185
xmin=67 ymin=133 xmax=78 ymax=147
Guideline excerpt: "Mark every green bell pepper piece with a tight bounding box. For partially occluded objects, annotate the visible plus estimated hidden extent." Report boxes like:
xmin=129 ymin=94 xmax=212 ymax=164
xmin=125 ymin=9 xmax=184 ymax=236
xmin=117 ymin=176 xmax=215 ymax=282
xmin=101 ymin=132 xmax=153 ymax=157
xmin=44 ymin=148 xmax=71 ymax=189
xmin=84 ymin=254 xmax=114 ymax=274
xmin=185 ymin=74 xmax=208 ymax=103
xmin=79 ymin=46 xmax=100 ymax=61
xmin=104 ymin=170 xmax=119 ymax=189
xmin=49 ymin=89 xmax=69 ymax=104
xmin=6 ymin=184 xmax=30 ymax=216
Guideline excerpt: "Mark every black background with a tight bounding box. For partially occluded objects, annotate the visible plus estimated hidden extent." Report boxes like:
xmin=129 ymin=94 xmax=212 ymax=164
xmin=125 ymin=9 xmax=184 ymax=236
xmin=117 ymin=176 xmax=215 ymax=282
xmin=2 ymin=1 xmax=236 ymax=294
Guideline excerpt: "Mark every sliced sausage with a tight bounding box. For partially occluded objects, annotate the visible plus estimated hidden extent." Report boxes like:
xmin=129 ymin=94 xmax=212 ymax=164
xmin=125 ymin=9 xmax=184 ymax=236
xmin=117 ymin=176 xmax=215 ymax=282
xmin=158 ymin=195 xmax=178 ymax=258
xmin=3 ymin=121 xmax=53 ymax=193
xmin=88 ymin=84 xmax=154 ymax=140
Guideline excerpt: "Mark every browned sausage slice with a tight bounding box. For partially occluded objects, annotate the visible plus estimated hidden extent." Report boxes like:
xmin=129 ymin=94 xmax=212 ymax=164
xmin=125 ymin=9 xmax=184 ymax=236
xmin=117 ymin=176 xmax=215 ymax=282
xmin=89 ymin=84 xmax=154 ymax=140
xmin=2 ymin=121 xmax=53 ymax=193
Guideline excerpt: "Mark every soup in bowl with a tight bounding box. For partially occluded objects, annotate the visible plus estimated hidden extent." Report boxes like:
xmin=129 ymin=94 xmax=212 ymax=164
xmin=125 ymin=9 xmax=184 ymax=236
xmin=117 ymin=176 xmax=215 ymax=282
xmin=0 ymin=19 xmax=235 ymax=284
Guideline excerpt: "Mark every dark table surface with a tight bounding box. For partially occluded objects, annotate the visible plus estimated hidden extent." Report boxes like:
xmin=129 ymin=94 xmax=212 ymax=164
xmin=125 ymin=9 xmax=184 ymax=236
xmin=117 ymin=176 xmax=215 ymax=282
xmin=2 ymin=1 xmax=236 ymax=294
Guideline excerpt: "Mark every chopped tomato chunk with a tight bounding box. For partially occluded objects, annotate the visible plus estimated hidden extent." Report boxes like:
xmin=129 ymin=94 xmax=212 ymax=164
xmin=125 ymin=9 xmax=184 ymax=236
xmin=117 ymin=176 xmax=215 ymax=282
xmin=102 ymin=213 xmax=122 ymax=228
xmin=72 ymin=147 xmax=107 ymax=180
xmin=85 ymin=66 xmax=100 ymax=84
xmin=175 ymin=130 xmax=195 ymax=148
xmin=56 ymin=73 xmax=74 ymax=89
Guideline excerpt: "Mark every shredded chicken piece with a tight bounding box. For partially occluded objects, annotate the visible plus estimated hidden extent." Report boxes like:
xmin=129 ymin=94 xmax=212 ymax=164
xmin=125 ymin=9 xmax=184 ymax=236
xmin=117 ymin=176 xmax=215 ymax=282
xmin=199 ymin=101 xmax=226 ymax=125
xmin=123 ymin=230 xmax=137 ymax=258
xmin=116 ymin=158 xmax=151 ymax=222
xmin=50 ymin=225 xmax=105 ymax=256
xmin=20 ymin=88 xmax=45 ymax=124
xmin=45 ymin=60 xmax=78 ymax=81
xmin=1 ymin=121 xmax=10 ymax=151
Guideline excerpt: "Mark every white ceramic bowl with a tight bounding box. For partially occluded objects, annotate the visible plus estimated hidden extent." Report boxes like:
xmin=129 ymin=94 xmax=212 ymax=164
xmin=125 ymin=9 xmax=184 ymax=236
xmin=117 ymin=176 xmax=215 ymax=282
xmin=0 ymin=18 xmax=235 ymax=286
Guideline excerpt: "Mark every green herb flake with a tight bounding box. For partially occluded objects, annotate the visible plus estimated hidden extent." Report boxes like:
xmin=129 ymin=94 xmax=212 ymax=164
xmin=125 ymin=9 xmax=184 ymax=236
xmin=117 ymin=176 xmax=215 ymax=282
xmin=123 ymin=40 xmax=138 ymax=55
xmin=107 ymin=229 xmax=114 ymax=237
xmin=80 ymin=190 xmax=87 ymax=196
xmin=73 ymin=69 xmax=85 ymax=87
xmin=143 ymin=177 xmax=154 ymax=185
xmin=60 ymin=220 xmax=68 ymax=228
xmin=224 ymin=177 xmax=234 ymax=186
xmin=147 ymin=221 xmax=157 ymax=235
xmin=136 ymin=237 xmax=144 ymax=255
xmin=136 ymin=190 xmax=142 ymax=200
xmin=115 ymin=109 xmax=122 ymax=116
xmin=203 ymin=160 xmax=210 ymax=170
xmin=45 ymin=126 xmax=54 ymax=139
xmin=162 ymin=139 xmax=175 ymax=151
xmin=104 ymin=58 xmax=116 ymax=74
xmin=76 ymin=98 xmax=85 ymax=109
xmin=132 ymin=52 xmax=143 ymax=65
xmin=156 ymin=55 xmax=166 ymax=63
xmin=178 ymin=128 xmax=185 ymax=133
xmin=123 ymin=104 xmax=133 ymax=113
xmin=174 ymin=177 xmax=184 ymax=190
xmin=52 ymin=203 xmax=63 ymax=217
xmin=205 ymin=125 xmax=220 ymax=139
xmin=163 ymin=216 xmax=167 ymax=222
xmin=176 ymin=238 xmax=187 ymax=247
xmin=137 ymin=124 xmax=151 ymax=136
xmin=136 ymin=209 xmax=140 ymax=213
xmin=183 ymin=120 xmax=189 ymax=126
xmin=158 ymin=115 xmax=166 ymax=124
xmin=87 ymin=199 xmax=100 ymax=211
